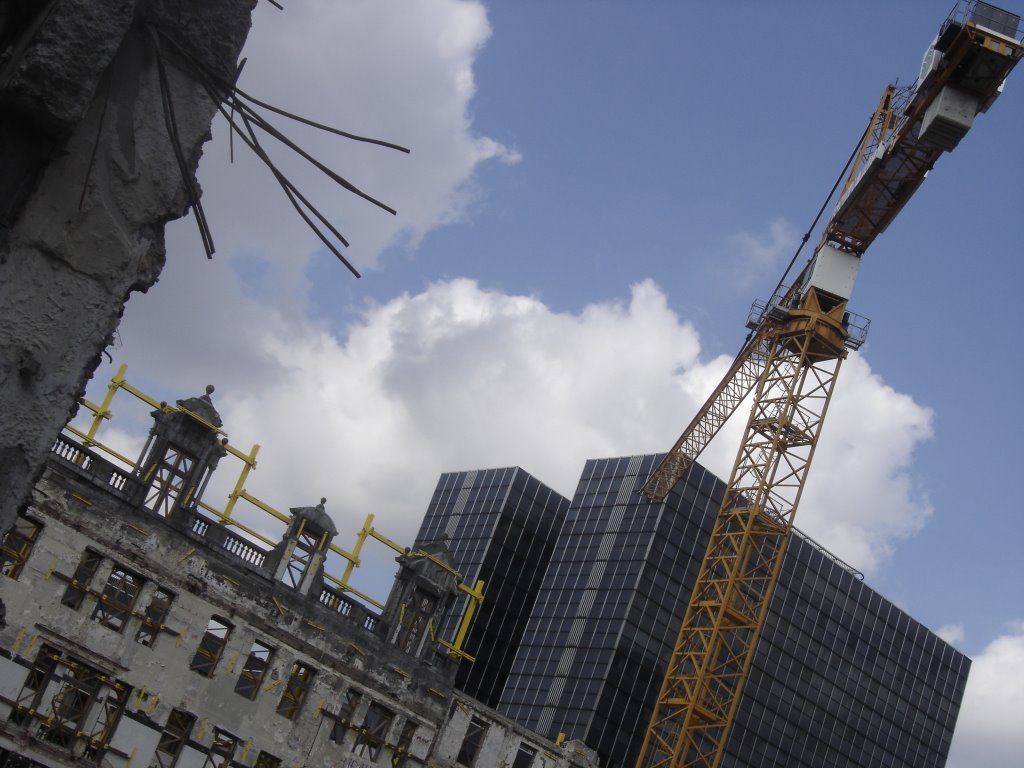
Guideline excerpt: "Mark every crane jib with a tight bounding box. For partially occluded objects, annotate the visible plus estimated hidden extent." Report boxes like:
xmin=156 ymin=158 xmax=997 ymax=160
xmin=636 ymin=3 xmax=1023 ymax=767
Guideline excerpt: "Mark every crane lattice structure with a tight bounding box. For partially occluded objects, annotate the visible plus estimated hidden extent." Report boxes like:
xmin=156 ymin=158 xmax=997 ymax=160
xmin=635 ymin=3 xmax=1023 ymax=767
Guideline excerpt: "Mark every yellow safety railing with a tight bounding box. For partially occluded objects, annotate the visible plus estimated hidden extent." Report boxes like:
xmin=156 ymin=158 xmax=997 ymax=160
xmin=68 ymin=364 xmax=483 ymax=657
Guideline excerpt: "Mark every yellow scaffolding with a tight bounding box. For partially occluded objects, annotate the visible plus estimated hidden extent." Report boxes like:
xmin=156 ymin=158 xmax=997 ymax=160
xmin=69 ymin=364 xmax=483 ymax=657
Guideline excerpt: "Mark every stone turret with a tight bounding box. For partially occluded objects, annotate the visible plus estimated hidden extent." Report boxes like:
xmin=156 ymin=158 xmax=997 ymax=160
xmin=382 ymin=540 xmax=460 ymax=661
xmin=132 ymin=385 xmax=226 ymax=523
xmin=268 ymin=498 xmax=338 ymax=597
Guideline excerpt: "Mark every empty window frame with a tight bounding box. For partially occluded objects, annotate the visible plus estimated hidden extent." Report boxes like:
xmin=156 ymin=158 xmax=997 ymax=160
xmin=144 ymin=445 xmax=197 ymax=518
xmin=91 ymin=565 xmax=143 ymax=632
xmin=201 ymin=728 xmax=237 ymax=768
xmin=397 ymin=588 xmax=437 ymax=656
xmin=135 ymin=586 xmax=175 ymax=647
xmin=9 ymin=644 xmax=61 ymax=726
xmin=234 ymin=639 xmax=274 ymax=700
xmin=11 ymin=645 xmax=128 ymax=758
xmin=456 ymin=717 xmax=488 ymax=766
xmin=392 ymin=719 xmax=420 ymax=767
xmin=190 ymin=616 xmax=232 ymax=677
xmin=253 ymin=751 xmax=281 ymax=768
xmin=154 ymin=709 xmax=196 ymax=768
xmin=276 ymin=662 xmax=314 ymax=720
xmin=512 ymin=743 xmax=538 ymax=768
xmin=330 ymin=687 xmax=362 ymax=744
xmin=0 ymin=514 xmax=42 ymax=579
xmin=80 ymin=681 xmax=130 ymax=761
xmin=45 ymin=669 xmax=102 ymax=747
xmin=352 ymin=702 xmax=394 ymax=761
xmin=281 ymin=527 xmax=320 ymax=588
xmin=61 ymin=549 xmax=103 ymax=609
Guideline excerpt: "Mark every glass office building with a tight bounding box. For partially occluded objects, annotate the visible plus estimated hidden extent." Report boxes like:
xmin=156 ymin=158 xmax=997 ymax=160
xmin=496 ymin=454 xmax=725 ymax=765
xmin=486 ymin=454 xmax=970 ymax=768
xmin=414 ymin=466 xmax=570 ymax=708
xmin=724 ymin=531 xmax=969 ymax=767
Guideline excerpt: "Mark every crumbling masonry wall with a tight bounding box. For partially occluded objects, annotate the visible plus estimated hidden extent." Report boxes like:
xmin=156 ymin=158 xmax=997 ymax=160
xmin=0 ymin=0 xmax=255 ymax=531
xmin=0 ymin=432 xmax=599 ymax=767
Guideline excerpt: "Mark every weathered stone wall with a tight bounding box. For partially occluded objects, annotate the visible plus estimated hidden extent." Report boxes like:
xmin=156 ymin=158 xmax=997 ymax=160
xmin=0 ymin=0 xmax=255 ymax=532
xmin=0 ymin=440 xmax=599 ymax=767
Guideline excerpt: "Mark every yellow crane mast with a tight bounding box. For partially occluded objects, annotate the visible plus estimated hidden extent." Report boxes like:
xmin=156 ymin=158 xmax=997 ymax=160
xmin=635 ymin=4 xmax=1023 ymax=767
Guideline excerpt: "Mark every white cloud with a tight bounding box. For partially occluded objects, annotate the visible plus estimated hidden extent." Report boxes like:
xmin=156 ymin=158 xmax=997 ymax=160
xmin=947 ymin=621 xmax=1024 ymax=768
xmin=187 ymin=0 xmax=517 ymax=273
xmin=718 ymin=219 xmax=801 ymax=292
xmin=937 ymin=623 xmax=967 ymax=646
xmin=199 ymin=278 xmax=707 ymax=542
xmin=96 ymin=272 xmax=932 ymax=589
xmin=795 ymin=353 xmax=934 ymax=574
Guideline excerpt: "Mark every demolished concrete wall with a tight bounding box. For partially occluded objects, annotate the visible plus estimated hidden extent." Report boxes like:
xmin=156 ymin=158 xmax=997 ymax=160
xmin=0 ymin=0 xmax=256 ymax=531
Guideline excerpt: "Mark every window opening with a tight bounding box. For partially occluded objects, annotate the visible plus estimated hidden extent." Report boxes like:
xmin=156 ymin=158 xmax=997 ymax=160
xmin=135 ymin=586 xmax=175 ymax=647
xmin=397 ymin=588 xmax=437 ymax=656
xmin=254 ymin=751 xmax=281 ymax=768
xmin=9 ymin=645 xmax=127 ymax=759
xmin=276 ymin=662 xmax=314 ymax=720
xmin=91 ymin=566 xmax=143 ymax=632
xmin=61 ymin=549 xmax=103 ymax=609
xmin=235 ymin=639 xmax=274 ymax=700
xmin=144 ymin=445 xmax=197 ymax=517
xmin=9 ymin=644 xmax=60 ymax=726
xmin=352 ymin=702 xmax=394 ymax=761
xmin=154 ymin=709 xmax=196 ymax=768
xmin=512 ymin=743 xmax=538 ymax=768
xmin=392 ymin=719 xmax=419 ymax=767
xmin=201 ymin=728 xmax=237 ymax=768
xmin=190 ymin=616 xmax=232 ymax=677
xmin=0 ymin=514 xmax=42 ymax=579
xmin=457 ymin=717 xmax=488 ymax=766
xmin=282 ymin=527 xmax=319 ymax=588
xmin=81 ymin=681 xmax=130 ymax=761
xmin=330 ymin=688 xmax=362 ymax=744
xmin=40 ymin=662 xmax=100 ymax=747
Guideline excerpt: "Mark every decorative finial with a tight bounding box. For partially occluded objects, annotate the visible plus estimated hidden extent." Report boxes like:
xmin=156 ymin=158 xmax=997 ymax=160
xmin=205 ymin=384 xmax=215 ymax=395
xmin=319 ymin=497 xmax=327 ymax=506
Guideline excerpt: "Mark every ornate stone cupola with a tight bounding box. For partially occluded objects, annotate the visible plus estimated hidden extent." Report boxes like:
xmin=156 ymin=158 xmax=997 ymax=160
xmin=132 ymin=385 xmax=227 ymax=521
xmin=270 ymin=498 xmax=338 ymax=596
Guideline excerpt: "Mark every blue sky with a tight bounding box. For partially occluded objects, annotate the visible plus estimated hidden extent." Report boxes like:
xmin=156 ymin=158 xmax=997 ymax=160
xmin=80 ymin=1 xmax=1023 ymax=763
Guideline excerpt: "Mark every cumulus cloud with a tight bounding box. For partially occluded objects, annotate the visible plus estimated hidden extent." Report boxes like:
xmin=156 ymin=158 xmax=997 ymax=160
xmin=197 ymin=278 xmax=706 ymax=538
xmin=795 ymin=353 xmax=934 ymax=574
xmin=947 ymin=621 xmax=1024 ymax=768
xmin=186 ymin=0 xmax=518 ymax=273
xmin=90 ymin=271 xmax=933 ymax=590
xmin=937 ymin=623 xmax=967 ymax=646
xmin=717 ymin=219 xmax=801 ymax=292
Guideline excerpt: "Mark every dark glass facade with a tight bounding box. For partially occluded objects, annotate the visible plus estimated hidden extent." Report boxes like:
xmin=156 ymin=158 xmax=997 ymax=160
xmin=415 ymin=467 xmax=569 ymax=708
xmin=725 ymin=532 xmax=969 ymax=768
xmin=481 ymin=454 xmax=970 ymax=768
xmin=496 ymin=454 xmax=725 ymax=766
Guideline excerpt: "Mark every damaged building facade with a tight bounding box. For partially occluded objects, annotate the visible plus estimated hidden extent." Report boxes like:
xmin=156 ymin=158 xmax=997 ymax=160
xmin=0 ymin=383 xmax=598 ymax=768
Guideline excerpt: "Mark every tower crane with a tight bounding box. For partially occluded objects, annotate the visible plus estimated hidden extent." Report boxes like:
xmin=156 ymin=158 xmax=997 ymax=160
xmin=635 ymin=3 xmax=1023 ymax=767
